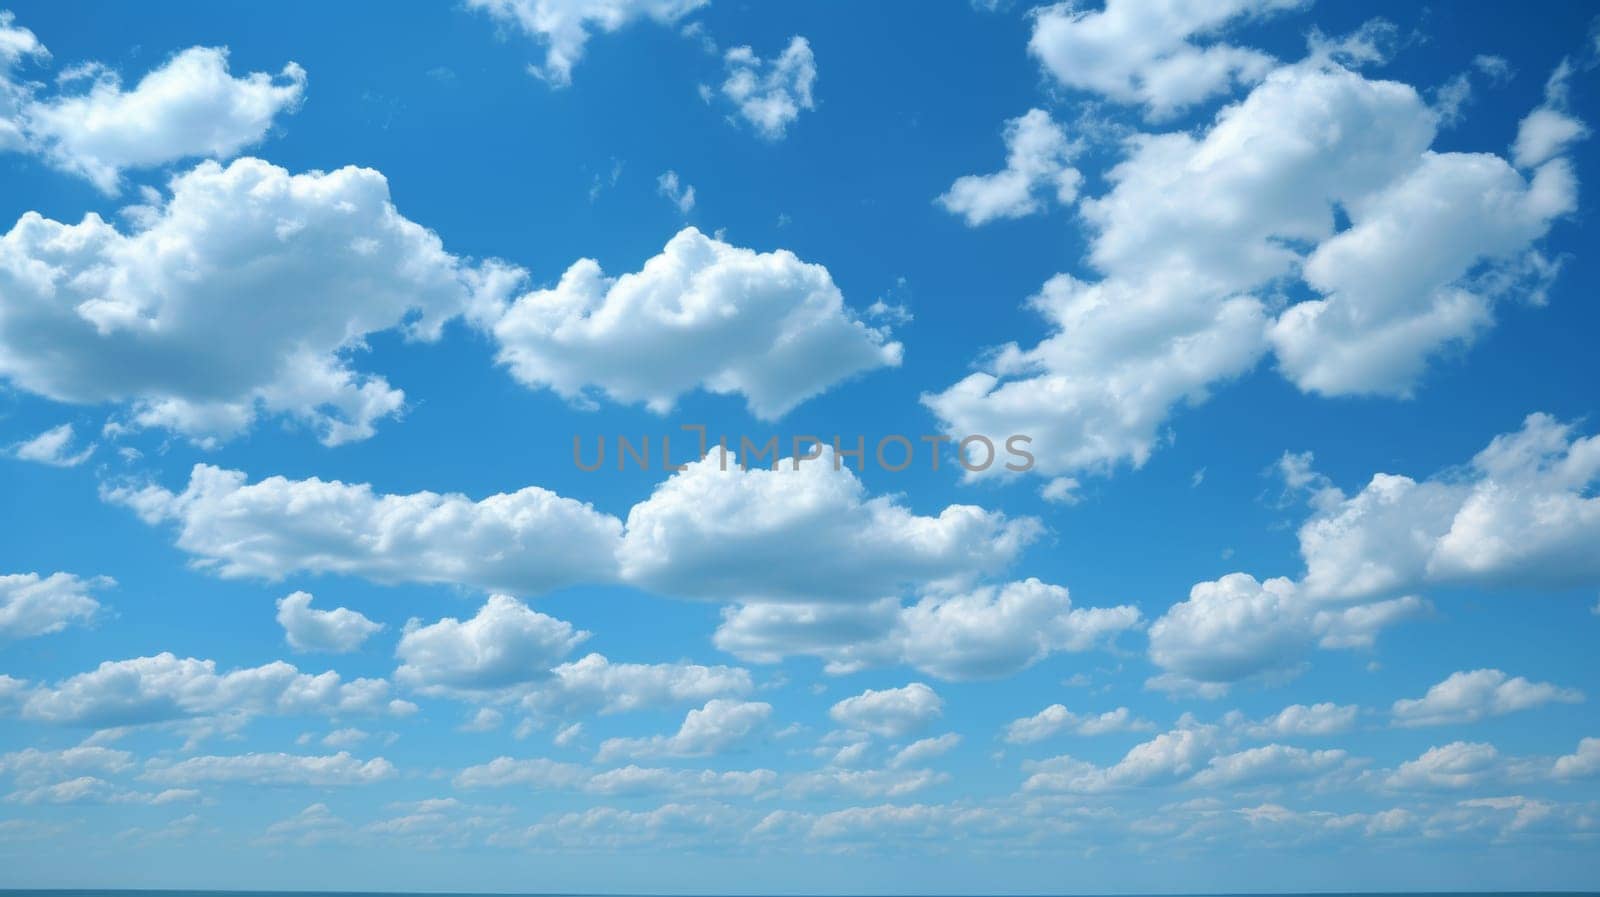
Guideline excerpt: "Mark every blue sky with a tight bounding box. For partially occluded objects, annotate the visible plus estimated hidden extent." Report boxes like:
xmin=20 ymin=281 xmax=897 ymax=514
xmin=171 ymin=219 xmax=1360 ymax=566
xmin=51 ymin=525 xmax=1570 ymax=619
xmin=1 ymin=0 xmax=1598 ymax=892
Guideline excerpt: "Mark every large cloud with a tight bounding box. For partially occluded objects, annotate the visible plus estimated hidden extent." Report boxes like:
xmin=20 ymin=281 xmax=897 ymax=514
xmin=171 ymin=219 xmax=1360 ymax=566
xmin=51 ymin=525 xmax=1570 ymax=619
xmin=0 ymin=14 xmax=304 ymax=192
xmin=105 ymin=463 xmax=623 ymax=593
xmin=493 ymin=227 xmax=898 ymax=420
xmin=619 ymin=448 xmax=1039 ymax=603
xmin=1028 ymin=0 xmax=1307 ymax=118
xmin=715 ymin=579 xmax=1140 ymax=680
xmin=0 ymin=157 xmax=500 ymax=445
xmin=395 ymin=595 xmax=589 ymax=695
xmin=467 ymin=0 xmax=706 ymax=87
xmin=12 ymin=653 xmax=408 ymax=731
xmin=927 ymin=59 xmax=1581 ymax=482
xmin=1298 ymin=413 xmax=1600 ymax=600
xmin=1391 ymin=669 xmax=1583 ymax=728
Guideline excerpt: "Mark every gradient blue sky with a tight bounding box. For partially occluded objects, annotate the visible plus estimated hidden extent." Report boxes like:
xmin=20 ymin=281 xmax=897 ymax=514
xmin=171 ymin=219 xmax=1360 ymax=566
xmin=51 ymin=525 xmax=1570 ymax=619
xmin=1 ymin=0 xmax=1598 ymax=892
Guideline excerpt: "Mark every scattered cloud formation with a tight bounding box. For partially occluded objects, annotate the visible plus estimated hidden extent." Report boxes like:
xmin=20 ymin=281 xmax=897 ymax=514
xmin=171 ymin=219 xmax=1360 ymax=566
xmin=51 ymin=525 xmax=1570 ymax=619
xmin=0 ymin=15 xmax=304 ymax=192
xmin=829 ymin=683 xmax=943 ymax=739
xmin=938 ymin=109 xmax=1081 ymax=226
xmin=492 ymin=228 xmax=899 ymax=419
xmin=719 ymin=36 xmax=816 ymax=139
xmin=1391 ymin=669 xmax=1583 ymax=727
xmin=8 ymin=423 xmax=94 ymax=467
xmin=1004 ymin=704 xmax=1153 ymax=744
xmin=275 ymin=592 xmax=383 ymax=654
xmin=597 ymin=698 xmax=773 ymax=761
xmin=0 ymin=572 xmax=105 ymax=641
xmin=1028 ymin=0 xmax=1307 ymax=118
xmin=467 ymin=0 xmax=706 ymax=86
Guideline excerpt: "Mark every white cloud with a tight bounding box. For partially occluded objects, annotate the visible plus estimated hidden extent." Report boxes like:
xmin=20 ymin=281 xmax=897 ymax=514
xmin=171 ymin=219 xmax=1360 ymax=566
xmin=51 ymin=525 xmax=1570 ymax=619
xmin=720 ymin=36 xmax=816 ymax=139
xmin=1023 ymin=724 xmax=1217 ymax=793
xmin=1003 ymin=704 xmax=1152 ymax=744
xmin=143 ymin=751 xmax=396 ymax=787
xmin=456 ymin=757 xmax=775 ymax=799
xmin=1238 ymin=702 xmax=1360 ymax=738
xmin=1513 ymin=61 xmax=1590 ymax=169
xmin=467 ymin=0 xmax=706 ymax=87
xmin=0 ymin=157 xmax=504 ymax=446
xmin=828 ymin=684 xmax=942 ymax=739
xmin=620 ymin=449 xmax=1039 ymax=603
xmin=8 ymin=423 xmax=93 ymax=467
xmin=937 ymin=109 xmax=1081 ymax=226
xmin=321 ymin=727 xmax=370 ymax=748
xmin=887 ymin=734 xmax=961 ymax=769
xmin=721 ymin=580 xmax=1139 ymax=681
xmin=596 ymin=698 xmax=773 ymax=761
xmin=12 ymin=45 xmax=304 ymax=193
xmin=927 ymin=60 xmax=1580 ymax=482
xmin=1391 ymin=669 xmax=1583 ymax=728
xmin=1146 ymin=573 xmax=1424 ymax=693
xmin=1385 ymin=741 xmax=1499 ymax=790
xmin=0 ymin=14 xmax=303 ymax=192
xmin=275 ymin=592 xmax=382 ymax=654
xmin=1298 ymin=413 xmax=1600 ymax=601
xmin=657 ymin=170 xmax=695 ymax=214
xmin=106 ymin=463 xmax=623 ymax=592
xmin=493 ymin=227 xmax=898 ymax=420
xmin=396 ymin=595 xmax=589 ymax=695
xmin=0 ymin=746 xmax=133 ymax=787
xmin=5 ymin=776 xmax=197 ymax=806
xmin=1028 ymin=0 xmax=1307 ymax=118
xmin=15 ymin=652 xmax=403 ymax=730
xmin=524 ymin=652 xmax=752 ymax=716
xmin=1552 ymin=737 xmax=1600 ymax=780
xmin=0 ymin=572 xmax=105 ymax=641
xmin=1190 ymin=744 xmax=1353 ymax=788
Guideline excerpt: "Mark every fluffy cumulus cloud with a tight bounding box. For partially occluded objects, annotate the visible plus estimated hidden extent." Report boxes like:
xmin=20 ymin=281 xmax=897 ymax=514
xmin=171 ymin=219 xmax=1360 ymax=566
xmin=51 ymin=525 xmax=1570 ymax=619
xmin=1235 ymin=702 xmax=1361 ymax=738
xmin=1147 ymin=411 xmax=1600 ymax=695
xmin=1513 ymin=60 xmax=1590 ymax=169
xmin=718 ymin=579 xmax=1140 ymax=680
xmin=523 ymin=653 xmax=752 ymax=716
xmin=621 ymin=448 xmax=1037 ymax=603
xmin=0 ymin=572 xmax=105 ymax=641
xmin=0 ymin=14 xmax=304 ymax=192
xmin=275 ymin=592 xmax=383 ymax=654
xmin=1189 ymin=743 xmax=1354 ymax=788
xmin=1385 ymin=741 xmax=1501 ymax=791
xmin=719 ymin=36 xmax=816 ymax=140
xmin=467 ymin=0 xmax=706 ymax=87
xmin=105 ymin=464 xmax=623 ymax=593
xmin=1023 ymin=724 xmax=1217 ymax=793
xmin=12 ymin=653 xmax=407 ymax=731
xmin=143 ymin=751 xmax=396 ymax=787
xmin=395 ymin=595 xmax=589 ymax=695
xmin=1297 ymin=413 xmax=1600 ymax=600
xmin=456 ymin=757 xmax=776 ymax=799
xmin=8 ymin=423 xmax=94 ymax=467
xmin=927 ymin=58 xmax=1582 ymax=481
xmin=938 ymin=109 xmax=1081 ymax=226
xmin=1391 ymin=669 xmax=1584 ymax=728
xmin=828 ymin=684 xmax=942 ymax=739
xmin=0 ymin=746 xmax=133 ymax=788
xmin=1003 ymin=704 xmax=1152 ymax=744
xmin=0 ymin=157 xmax=503 ymax=446
xmin=596 ymin=698 xmax=773 ymax=761
xmin=1027 ymin=0 xmax=1307 ymax=118
xmin=493 ymin=227 xmax=898 ymax=420
xmin=1146 ymin=573 xmax=1424 ymax=695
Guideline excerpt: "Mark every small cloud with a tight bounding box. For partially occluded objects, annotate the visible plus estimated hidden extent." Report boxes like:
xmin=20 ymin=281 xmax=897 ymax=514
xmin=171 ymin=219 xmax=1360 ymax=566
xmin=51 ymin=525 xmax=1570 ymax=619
xmin=9 ymin=424 xmax=95 ymax=467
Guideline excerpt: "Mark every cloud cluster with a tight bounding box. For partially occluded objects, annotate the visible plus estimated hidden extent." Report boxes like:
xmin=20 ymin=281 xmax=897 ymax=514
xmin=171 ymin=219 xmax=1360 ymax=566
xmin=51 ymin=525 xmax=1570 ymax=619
xmin=1028 ymin=0 xmax=1307 ymax=118
xmin=0 ymin=571 xmax=106 ymax=641
xmin=0 ymin=14 xmax=304 ymax=191
xmin=927 ymin=57 xmax=1583 ymax=481
xmin=938 ymin=109 xmax=1081 ymax=226
xmin=0 ymin=158 xmax=496 ymax=445
xmin=718 ymin=37 xmax=816 ymax=140
xmin=492 ymin=227 xmax=899 ymax=420
xmin=468 ymin=0 xmax=706 ymax=87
